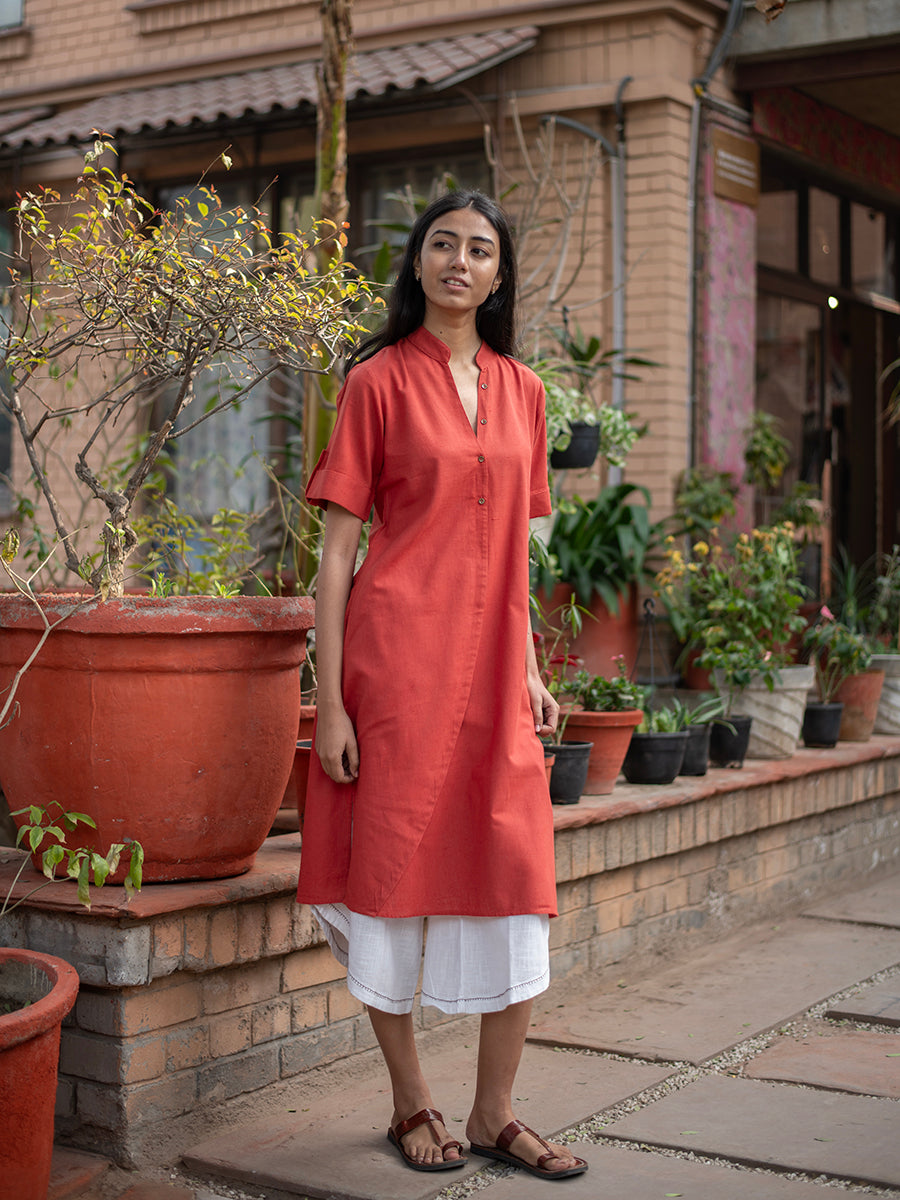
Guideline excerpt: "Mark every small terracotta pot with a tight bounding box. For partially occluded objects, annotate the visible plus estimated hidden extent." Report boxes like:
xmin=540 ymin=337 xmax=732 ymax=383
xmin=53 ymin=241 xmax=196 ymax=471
xmin=834 ymin=669 xmax=886 ymax=742
xmin=562 ymin=707 xmax=644 ymax=794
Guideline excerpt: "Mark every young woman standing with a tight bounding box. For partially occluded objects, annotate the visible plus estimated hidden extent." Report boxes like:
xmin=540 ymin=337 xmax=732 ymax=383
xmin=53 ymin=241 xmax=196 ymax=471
xmin=297 ymin=190 xmax=588 ymax=1181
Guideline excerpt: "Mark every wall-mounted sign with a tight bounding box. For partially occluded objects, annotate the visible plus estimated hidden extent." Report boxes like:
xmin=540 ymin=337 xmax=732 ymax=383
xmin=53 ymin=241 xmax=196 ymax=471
xmin=711 ymin=126 xmax=760 ymax=207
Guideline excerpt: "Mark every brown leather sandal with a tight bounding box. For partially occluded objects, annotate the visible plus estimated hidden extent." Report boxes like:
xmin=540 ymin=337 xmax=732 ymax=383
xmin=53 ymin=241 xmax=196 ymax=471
xmin=469 ymin=1118 xmax=588 ymax=1179
xmin=386 ymin=1107 xmax=467 ymax=1172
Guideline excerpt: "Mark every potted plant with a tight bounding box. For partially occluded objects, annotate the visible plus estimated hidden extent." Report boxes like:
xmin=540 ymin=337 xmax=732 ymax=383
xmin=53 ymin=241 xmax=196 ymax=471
xmin=533 ymin=483 xmax=660 ymax=674
xmin=0 ymin=142 xmax=373 ymax=879
xmin=1 ymin=805 xmax=141 ymax=1200
xmin=533 ymin=594 xmax=593 ymax=804
xmin=674 ymin=692 xmax=727 ymax=776
xmin=559 ymin=656 xmax=644 ymax=794
xmin=867 ymin=546 xmax=900 ymax=735
xmin=800 ymin=606 xmax=871 ymax=747
xmin=621 ymin=703 xmax=689 ymax=785
xmin=657 ymin=524 xmax=810 ymax=759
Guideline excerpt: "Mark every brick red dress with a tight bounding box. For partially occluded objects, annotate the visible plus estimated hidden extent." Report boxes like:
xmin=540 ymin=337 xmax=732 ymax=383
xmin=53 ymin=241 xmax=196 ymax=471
xmin=297 ymin=325 xmax=557 ymax=919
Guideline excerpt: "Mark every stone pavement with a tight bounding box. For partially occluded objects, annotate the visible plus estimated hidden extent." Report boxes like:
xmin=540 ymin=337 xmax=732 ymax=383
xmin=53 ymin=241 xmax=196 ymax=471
xmin=49 ymin=871 xmax=900 ymax=1200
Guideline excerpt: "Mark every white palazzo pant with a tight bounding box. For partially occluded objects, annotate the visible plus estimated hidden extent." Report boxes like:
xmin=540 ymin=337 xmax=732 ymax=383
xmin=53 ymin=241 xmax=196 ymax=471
xmin=312 ymin=903 xmax=550 ymax=1015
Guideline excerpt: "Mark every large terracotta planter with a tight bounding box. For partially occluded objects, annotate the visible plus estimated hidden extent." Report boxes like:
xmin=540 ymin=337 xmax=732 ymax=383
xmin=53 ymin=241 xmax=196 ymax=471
xmin=715 ymin=665 xmax=814 ymax=760
xmin=539 ymin=582 xmax=640 ymax=677
xmin=871 ymin=654 xmax=900 ymax=735
xmin=0 ymin=594 xmax=314 ymax=881
xmin=835 ymin=668 xmax=886 ymax=742
xmin=562 ymin=707 xmax=644 ymax=794
xmin=0 ymin=949 xmax=80 ymax=1200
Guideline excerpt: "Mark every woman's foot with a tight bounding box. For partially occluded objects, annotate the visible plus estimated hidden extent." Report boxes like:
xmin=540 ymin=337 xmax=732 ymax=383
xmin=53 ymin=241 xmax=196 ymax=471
xmin=388 ymin=1107 xmax=466 ymax=1171
xmin=466 ymin=1116 xmax=587 ymax=1178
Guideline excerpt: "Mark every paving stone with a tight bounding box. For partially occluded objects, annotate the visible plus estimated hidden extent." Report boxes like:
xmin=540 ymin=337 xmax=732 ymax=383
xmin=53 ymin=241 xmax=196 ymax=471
xmin=600 ymin=1074 xmax=900 ymax=1189
xmin=475 ymin=1141 xmax=854 ymax=1200
xmin=743 ymin=1028 xmax=900 ymax=1097
xmin=826 ymin=976 xmax=900 ymax=1026
xmin=527 ymin=918 xmax=900 ymax=1064
xmin=183 ymin=1042 xmax=671 ymax=1200
xmin=803 ymin=872 xmax=900 ymax=929
xmin=48 ymin=1147 xmax=112 ymax=1200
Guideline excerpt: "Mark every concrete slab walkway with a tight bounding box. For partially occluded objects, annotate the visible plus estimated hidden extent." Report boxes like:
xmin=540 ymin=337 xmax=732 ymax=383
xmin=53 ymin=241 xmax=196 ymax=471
xmin=52 ymin=869 xmax=900 ymax=1200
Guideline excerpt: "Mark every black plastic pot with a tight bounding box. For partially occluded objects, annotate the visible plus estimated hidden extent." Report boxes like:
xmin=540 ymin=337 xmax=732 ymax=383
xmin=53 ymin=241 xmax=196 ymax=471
xmin=547 ymin=740 xmax=591 ymax=804
xmin=550 ymin=421 xmax=600 ymax=470
xmin=709 ymin=714 xmax=752 ymax=768
xmin=622 ymin=730 xmax=688 ymax=785
xmin=680 ymin=723 xmax=711 ymax=776
xmin=801 ymin=701 xmax=844 ymax=748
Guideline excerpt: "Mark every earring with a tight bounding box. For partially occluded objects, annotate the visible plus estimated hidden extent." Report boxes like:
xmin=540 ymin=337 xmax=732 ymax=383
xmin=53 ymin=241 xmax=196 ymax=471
xmin=491 ymin=281 xmax=499 ymax=294
xmin=414 ymin=270 xmax=421 ymax=281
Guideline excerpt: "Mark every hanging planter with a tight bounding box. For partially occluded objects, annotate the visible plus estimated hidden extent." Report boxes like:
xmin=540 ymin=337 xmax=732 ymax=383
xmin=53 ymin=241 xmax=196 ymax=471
xmin=550 ymin=420 xmax=601 ymax=469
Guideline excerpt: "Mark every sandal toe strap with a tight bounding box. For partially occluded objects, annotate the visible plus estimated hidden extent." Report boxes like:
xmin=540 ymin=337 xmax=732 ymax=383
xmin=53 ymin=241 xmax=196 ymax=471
xmin=393 ymin=1107 xmax=445 ymax=1142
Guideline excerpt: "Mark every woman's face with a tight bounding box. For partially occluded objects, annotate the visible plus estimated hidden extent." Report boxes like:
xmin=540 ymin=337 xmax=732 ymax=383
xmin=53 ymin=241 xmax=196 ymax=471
xmin=414 ymin=206 xmax=502 ymax=322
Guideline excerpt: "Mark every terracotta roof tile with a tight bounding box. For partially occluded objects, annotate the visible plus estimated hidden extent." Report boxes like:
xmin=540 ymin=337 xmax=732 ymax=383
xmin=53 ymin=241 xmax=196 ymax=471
xmin=1 ymin=27 xmax=538 ymax=151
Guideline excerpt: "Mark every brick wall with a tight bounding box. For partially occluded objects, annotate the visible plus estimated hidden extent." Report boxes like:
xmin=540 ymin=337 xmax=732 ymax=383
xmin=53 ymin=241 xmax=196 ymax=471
xmin=2 ymin=737 xmax=898 ymax=1167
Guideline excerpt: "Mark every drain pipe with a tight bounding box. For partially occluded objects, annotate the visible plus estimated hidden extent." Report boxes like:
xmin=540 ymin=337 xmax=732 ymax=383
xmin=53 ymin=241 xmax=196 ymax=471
xmin=686 ymin=0 xmax=745 ymax=467
xmin=541 ymin=76 xmax=632 ymax=481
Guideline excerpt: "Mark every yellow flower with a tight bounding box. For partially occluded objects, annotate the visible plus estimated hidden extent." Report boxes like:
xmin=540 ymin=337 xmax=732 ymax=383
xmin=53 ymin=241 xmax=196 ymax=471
xmin=692 ymin=540 xmax=709 ymax=557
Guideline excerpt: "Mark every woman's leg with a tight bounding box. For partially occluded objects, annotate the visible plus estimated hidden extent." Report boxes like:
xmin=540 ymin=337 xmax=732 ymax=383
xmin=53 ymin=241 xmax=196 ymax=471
xmin=367 ymin=1006 xmax=462 ymax=1165
xmin=465 ymin=999 xmax=582 ymax=1173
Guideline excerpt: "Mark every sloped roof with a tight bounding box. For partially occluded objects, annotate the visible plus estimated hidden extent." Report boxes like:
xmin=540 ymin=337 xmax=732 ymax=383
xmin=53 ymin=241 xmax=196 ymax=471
xmin=1 ymin=27 xmax=538 ymax=151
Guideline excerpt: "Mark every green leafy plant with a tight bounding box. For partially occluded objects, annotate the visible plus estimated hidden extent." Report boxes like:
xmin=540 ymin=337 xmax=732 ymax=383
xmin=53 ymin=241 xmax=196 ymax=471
xmin=562 ymin=655 xmax=644 ymax=713
xmin=743 ymin=411 xmax=791 ymax=493
xmin=673 ymin=466 xmax=738 ymax=536
xmin=531 ymin=592 xmax=595 ymax=743
xmin=0 ymin=138 xmax=376 ymax=599
xmin=530 ymin=356 xmax=642 ymax=466
xmin=636 ymin=705 xmax=682 ymax=733
xmin=1 ymin=803 xmax=143 ymax=917
xmin=868 ymin=545 xmax=900 ymax=652
xmin=532 ymin=483 xmax=660 ymax=614
xmin=802 ymin=605 xmax=873 ymax=702
xmin=655 ymin=523 xmax=808 ymax=709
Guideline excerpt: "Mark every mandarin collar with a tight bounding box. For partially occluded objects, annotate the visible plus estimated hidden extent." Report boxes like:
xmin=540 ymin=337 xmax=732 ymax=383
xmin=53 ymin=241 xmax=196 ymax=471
xmin=407 ymin=325 xmax=493 ymax=367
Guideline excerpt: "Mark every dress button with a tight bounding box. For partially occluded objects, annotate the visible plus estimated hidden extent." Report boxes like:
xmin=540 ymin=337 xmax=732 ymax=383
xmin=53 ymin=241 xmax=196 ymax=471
xmin=480 ymin=383 xmax=488 ymax=390
xmin=478 ymin=497 xmax=486 ymax=505
xmin=478 ymin=455 xmax=485 ymax=463
xmin=479 ymin=418 xmax=487 ymax=425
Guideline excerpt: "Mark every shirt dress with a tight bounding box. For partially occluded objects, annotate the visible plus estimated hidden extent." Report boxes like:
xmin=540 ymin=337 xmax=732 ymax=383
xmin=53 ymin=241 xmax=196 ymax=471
xmin=296 ymin=324 xmax=557 ymax=920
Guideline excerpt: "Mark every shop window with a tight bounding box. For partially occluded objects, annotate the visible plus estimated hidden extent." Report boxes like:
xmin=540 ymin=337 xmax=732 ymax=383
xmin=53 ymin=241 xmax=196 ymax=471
xmin=157 ymin=181 xmax=277 ymax=520
xmin=809 ymin=188 xmax=840 ymax=287
xmin=852 ymin=203 xmax=896 ymax=300
xmin=355 ymin=152 xmax=491 ymax=268
xmin=0 ymin=0 xmax=23 ymax=29
xmin=757 ymin=188 xmax=797 ymax=273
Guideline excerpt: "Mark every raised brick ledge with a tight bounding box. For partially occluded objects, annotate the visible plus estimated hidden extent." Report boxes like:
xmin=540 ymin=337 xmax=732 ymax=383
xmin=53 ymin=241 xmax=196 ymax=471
xmin=2 ymin=735 xmax=899 ymax=921
xmin=554 ymin=735 xmax=900 ymax=831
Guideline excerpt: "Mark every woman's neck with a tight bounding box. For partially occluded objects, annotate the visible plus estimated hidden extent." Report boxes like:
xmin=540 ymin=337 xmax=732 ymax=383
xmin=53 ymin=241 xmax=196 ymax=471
xmin=422 ymin=312 xmax=481 ymax=363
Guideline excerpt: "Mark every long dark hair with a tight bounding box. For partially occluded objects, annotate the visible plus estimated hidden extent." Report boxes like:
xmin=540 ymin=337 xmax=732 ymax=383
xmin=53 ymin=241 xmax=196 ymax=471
xmin=347 ymin=190 xmax=518 ymax=369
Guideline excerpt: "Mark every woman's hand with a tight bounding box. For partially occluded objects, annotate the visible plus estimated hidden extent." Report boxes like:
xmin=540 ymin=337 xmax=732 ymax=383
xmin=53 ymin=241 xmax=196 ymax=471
xmin=528 ymin=674 xmax=559 ymax=738
xmin=315 ymin=704 xmax=360 ymax=783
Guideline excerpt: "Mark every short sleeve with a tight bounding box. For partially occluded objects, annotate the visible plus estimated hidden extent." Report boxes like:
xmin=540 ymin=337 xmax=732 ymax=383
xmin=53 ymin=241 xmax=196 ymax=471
xmin=305 ymin=365 xmax=385 ymax=520
xmin=529 ymin=378 xmax=552 ymax=519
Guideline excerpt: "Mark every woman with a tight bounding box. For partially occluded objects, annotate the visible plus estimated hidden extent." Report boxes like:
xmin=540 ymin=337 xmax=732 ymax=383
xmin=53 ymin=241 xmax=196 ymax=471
xmin=297 ymin=190 xmax=588 ymax=1181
